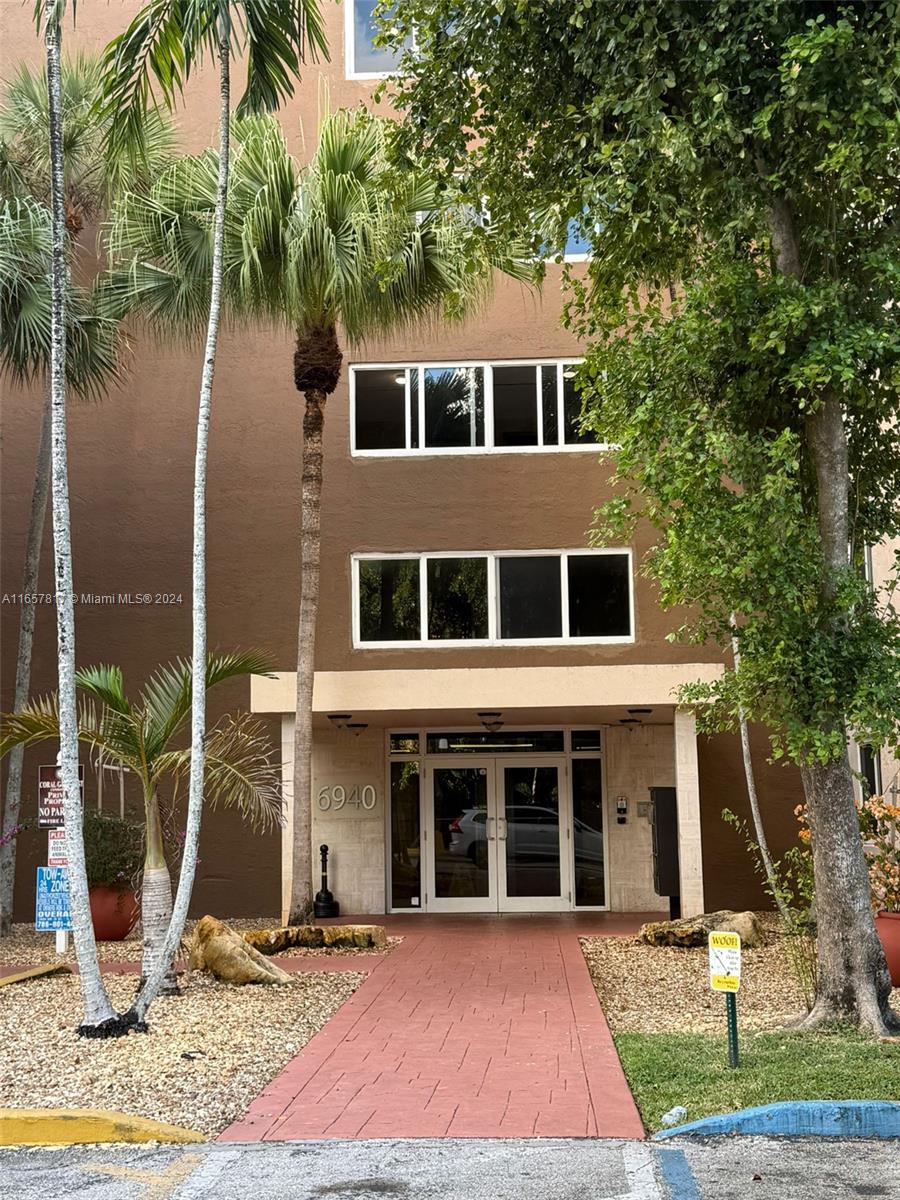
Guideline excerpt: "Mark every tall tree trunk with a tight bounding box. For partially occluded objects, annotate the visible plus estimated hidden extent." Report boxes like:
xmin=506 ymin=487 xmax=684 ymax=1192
xmin=766 ymin=190 xmax=896 ymax=1032
xmin=798 ymin=395 xmax=897 ymax=1033
xmin=729 ymin=614 xmax=788 ymax=921
xmin=289 ymin=387 xmax=326 ymax=923
xmin=43 ymin=2 xmax=117 ymax=1033
xmin=127 ymin=35 xmax=230 ymax=1023
xmin=138 ymin=785 xmax=178 ymax=994
xmin=0 ymin=388 xmax=51 ymax=936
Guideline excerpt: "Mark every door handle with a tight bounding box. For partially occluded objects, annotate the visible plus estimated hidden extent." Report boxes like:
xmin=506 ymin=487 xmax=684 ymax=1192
xmin=498 ymin=817 xmax=508 ymax=841
xmin=486 ymin=816 xmax=495 ymax=841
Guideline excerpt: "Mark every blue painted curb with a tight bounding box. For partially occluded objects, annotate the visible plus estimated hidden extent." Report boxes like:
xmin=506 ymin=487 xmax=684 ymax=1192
xmin=654 ymin=1100 xmax=900 ymax=1140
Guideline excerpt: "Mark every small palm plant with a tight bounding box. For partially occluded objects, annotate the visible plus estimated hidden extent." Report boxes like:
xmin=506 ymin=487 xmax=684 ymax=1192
xmin=0 ymin=651 xmax=282 ymax=989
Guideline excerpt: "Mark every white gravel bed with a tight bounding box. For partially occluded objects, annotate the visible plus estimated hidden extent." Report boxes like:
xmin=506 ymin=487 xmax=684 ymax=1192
xmin=0 ymin=969 xmax=362 ymax=1134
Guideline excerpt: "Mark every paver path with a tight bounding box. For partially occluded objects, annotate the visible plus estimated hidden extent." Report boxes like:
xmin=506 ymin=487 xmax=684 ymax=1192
xmin=220 ymin=916 xmax=646 ymax=1141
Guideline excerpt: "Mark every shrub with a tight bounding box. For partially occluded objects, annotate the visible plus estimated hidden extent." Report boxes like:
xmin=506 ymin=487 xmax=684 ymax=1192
xmin=82 ymin=808 xmax=143 ymax=891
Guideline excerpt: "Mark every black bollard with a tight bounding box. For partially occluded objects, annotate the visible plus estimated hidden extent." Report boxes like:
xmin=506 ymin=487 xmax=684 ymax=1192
xmin=313 ymin=843 xmax=340 ymax=919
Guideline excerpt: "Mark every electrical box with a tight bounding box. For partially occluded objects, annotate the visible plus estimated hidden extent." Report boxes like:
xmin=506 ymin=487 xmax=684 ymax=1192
xmin=650 ymin=786 xmax=681 ymax=918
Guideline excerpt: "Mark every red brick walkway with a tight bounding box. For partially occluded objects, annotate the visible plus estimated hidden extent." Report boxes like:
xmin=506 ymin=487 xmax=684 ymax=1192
xmin=220 ymin=915 xmax=648 ymax=1141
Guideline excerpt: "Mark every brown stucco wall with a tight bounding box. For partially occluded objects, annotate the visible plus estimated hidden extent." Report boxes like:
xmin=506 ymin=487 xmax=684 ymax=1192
xmin=2 ymin=2 xmax=778 ymax=921
xmin=698 ymin=727 xmax=805 ymax=912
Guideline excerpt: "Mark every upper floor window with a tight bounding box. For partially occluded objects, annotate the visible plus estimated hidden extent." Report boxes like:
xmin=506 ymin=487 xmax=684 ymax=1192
xmin=351 ymin=360 xmax=603 ymax=455
xmin=346 ymin=1 xmax=412 ymax=78
xmin=353 ymin=550 xmax=633 ymax=647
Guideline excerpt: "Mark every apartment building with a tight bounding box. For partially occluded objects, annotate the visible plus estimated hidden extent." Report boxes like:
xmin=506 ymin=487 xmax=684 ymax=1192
xmin=5 ymin=2 xmax=887 ymax=923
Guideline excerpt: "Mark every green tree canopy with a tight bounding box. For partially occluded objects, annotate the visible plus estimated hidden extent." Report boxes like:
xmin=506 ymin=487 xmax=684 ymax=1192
xmin=384 ymin=0 xmax=900 ymax=1033
xmin=384 ymin=0 xmax=900 ymax=761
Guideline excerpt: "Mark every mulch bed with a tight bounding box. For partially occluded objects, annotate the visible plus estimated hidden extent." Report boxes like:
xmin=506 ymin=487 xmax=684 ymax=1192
xmin=582 ymin=914 xmax=900 ymax=1034
xmin=0 ymin=968 xmax=362 ymax=1135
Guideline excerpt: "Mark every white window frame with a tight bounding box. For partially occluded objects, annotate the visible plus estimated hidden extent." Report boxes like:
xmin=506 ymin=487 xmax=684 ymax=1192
xmin=350 ymin=358 xmax=607 ymax=457
xmin=352 ymin=548 xmax=635 ymax=649
xmin=345 ymin=0 xmax=412 ymax=80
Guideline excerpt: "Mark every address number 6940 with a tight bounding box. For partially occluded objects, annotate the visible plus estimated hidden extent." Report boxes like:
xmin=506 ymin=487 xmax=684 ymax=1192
xmin=316 ymin=784 xmax=378 ymax=812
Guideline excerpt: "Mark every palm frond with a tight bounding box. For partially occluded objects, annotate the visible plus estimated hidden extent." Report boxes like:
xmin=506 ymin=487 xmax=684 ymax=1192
xmin=0 ymin=692 xmax=140 ymax=769
xmin=0 ymin=196 xmax=125 ymax=395
xmin=156 ymin=713 xmax=283 ymax=832
xmin=0 ymin=54 xmax=174 ymax=219
xmin=140 ymin=649 xmax=274 ymax=763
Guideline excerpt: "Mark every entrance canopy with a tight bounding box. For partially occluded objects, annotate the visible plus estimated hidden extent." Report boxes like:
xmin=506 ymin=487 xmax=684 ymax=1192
xmin=250 ymin=662 xmax=724 ymax=727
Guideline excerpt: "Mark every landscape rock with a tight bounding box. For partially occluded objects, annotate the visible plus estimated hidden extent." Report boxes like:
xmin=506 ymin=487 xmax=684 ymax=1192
xmin=242 ymin=924 xmax=388 ymax=955
xmin=638 ymin=909 xmax=764 ymax=949
xmin=188 ymin=916 xmax=295 ymax=984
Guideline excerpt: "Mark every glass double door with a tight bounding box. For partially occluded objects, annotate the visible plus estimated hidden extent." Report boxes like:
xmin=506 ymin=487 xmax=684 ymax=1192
xmin=426 ymin=758 xmax=570 ymax=911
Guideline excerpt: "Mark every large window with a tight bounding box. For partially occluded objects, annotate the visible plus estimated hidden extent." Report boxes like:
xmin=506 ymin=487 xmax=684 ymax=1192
xmin=353 ymin=550 xmax=633 ymax=647
xmin=351 ymin=360 xmax=602 ymax=454
xmin=346 ymin=2 xmax=411 ymax=78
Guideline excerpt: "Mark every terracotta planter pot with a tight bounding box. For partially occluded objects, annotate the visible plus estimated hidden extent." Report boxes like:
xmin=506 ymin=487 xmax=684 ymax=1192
xmin=89 ymin=885 xmax=139 ymax=942
xmin=875 ymin=911 xmax=900 ymax=987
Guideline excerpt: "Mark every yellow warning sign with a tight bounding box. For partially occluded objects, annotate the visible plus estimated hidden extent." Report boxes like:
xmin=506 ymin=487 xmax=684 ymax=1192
xmin=708 ymin=931 xmax=742 ymax=992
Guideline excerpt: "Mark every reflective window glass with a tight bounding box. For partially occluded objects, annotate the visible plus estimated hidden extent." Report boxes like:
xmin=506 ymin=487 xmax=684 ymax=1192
xmin=423 ymin=366 xmax=484 ymax=448
xmin=426 ymin=557 xmax=488 ymax=639
xmin=567 ymin=554 xmax=631 ymax=638
xmin=498 ymin=556 xmax=562 ymax=638
xmin=354 ymin=369 xmax=406 ymax=450
xmin=358 ymin=559 xmax=420 ymax=642
xmin=492 ymin=365 xmax=538 ymax=447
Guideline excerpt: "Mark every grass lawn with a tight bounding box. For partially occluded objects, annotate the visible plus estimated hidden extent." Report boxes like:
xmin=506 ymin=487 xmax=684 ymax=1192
xmin=615 ymin=1028 xmax=900 ymax=1132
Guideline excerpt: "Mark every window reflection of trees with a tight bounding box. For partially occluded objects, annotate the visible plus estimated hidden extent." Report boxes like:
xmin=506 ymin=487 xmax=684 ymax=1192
xmin=427 ymin=557 xmax=488 ymax=639
xmin=358 ymin=559 xmax=419 ymax=641
xmin=424 ymin=367 xmax=484 ymax=447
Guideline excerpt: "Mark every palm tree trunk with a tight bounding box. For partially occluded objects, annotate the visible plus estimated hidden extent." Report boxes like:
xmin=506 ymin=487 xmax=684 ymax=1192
xmin=0 ymin=387 xmax=51 ymax=936
xmin=138 ymin=785 xmax=177 ymax=993
xmin=289 ymin=387 xmax=326 ymax=923
xmin=127 ymin=33 xmax=231 ymax=1023
xmin=43 ymin=1 xmax=117 ymax=1032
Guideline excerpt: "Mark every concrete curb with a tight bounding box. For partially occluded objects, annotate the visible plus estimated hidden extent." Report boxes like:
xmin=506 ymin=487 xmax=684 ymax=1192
xmin=654 ymin=1100 xmax=900 ymax=1140
xmin=0 ymin=1108 xmax=205 ymax=1146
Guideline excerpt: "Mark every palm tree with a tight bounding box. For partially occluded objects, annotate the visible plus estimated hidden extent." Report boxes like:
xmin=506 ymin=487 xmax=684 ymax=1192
xmin=0 ymin=54 xmax=172 ymax=236
xmin=34 ymin=0 xmax=123 ymax=1033
xmin=104 ymin=110 xmax=531 ymax=924
xmin=0 ymin=56 xmax=170 ymax=939
xmin=0 ymin=652 xmax=281 ymax=990
xmin=0 ymin=196 xmax=121 ymax=937
xmin=99 ymin=0 xmax=327 ymax=1019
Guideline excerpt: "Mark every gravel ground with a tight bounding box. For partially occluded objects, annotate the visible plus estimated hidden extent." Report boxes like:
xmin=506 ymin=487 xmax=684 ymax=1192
xmin=0 ymin=969 xmax=362 ymax=1134
xmin=582 ymin=917 xmax=900 ymax=1034
xmin=1 ymin=919 xmax=399 ymax=968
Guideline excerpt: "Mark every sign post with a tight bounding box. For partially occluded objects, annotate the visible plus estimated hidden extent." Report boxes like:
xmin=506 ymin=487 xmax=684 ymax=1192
xmin=708 ymin=930 xmax=742 ymax=1068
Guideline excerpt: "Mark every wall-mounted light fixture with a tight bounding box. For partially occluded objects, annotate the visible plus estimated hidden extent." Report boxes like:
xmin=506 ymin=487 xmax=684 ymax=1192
xmin=346 ymin=722 xmax=368 ymax=737
xmin=327 ymin=714 xmax=352 ymax=729
xmin=619 ymin=717 xmax=640 ymax=725
xmin=477 ymin=711 xmax=503 ymax=733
